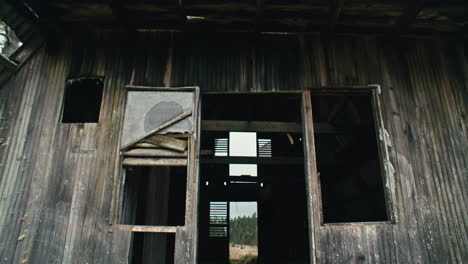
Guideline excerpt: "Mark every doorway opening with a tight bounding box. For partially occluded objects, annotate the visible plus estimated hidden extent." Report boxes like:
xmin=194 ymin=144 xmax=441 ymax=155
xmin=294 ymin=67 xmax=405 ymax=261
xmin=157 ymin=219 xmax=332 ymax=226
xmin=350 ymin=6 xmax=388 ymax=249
xmin=198 ymin=93 xmax=310 ymax=264
xmin=229 ymin=202 xmax=258 ymax=263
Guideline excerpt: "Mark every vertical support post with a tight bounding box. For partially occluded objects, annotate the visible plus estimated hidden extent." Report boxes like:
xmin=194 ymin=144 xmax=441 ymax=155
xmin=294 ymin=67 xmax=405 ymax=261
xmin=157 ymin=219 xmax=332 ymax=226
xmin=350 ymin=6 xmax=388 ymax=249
xmin=175 ymin=88 xmax=201 ymax=263
xmin=301 ymin=91 xmax=319 ymax=264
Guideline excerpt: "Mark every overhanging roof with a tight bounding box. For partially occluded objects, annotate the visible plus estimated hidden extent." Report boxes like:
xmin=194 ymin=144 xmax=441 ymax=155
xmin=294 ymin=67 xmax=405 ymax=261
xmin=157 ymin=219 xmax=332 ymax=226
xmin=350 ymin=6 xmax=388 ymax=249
xmin=11 ymin=0 xmax=468 ymax=36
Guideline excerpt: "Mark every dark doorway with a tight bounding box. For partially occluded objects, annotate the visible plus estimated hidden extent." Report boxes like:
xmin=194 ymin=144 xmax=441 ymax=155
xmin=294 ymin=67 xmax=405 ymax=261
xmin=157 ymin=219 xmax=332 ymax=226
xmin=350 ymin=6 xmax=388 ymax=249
xmin=198 ymin=93 xmax=310 ymax=264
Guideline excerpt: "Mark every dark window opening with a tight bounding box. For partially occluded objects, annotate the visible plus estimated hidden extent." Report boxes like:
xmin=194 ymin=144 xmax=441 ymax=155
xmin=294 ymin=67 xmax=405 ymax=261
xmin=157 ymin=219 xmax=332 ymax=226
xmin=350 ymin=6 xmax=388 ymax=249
xmin=312 ymin=93 xmax=388 ymax=223
xmin=61 ymin=77 xmax=104 ymax=123
xmin=198 ymin=93 xmax=310 ymax=264
xmin=129 ymin=233 xmax=175 ymax=264
xmin=120 ymin=166 xmax=187 ymax=226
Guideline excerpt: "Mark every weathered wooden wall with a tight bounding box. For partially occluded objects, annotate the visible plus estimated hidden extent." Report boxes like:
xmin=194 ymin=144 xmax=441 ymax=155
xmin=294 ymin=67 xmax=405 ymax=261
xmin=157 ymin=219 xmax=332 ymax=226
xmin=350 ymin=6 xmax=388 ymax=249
xmin=0 ymin=31 xmax=466 ymax=263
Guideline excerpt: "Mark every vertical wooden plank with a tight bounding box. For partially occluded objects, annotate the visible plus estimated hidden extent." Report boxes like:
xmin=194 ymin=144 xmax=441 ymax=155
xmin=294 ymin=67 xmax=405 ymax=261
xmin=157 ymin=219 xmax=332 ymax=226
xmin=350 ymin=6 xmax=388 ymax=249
xmin=174 ymin=88 xmax=201 ymax=262
xmin=301 ymin=91 xmax=318 ymax=264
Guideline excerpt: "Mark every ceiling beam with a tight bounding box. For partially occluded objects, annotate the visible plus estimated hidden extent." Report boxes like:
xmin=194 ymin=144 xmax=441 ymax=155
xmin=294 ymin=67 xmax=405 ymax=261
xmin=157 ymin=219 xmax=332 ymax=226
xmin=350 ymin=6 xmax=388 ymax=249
xmin=394 ymin=0 xmax=427 ymax=35
xmin=200 ymin=156 xmax=304 ymax=165
xmin=201 ymin=120 xmax=346 ymax=134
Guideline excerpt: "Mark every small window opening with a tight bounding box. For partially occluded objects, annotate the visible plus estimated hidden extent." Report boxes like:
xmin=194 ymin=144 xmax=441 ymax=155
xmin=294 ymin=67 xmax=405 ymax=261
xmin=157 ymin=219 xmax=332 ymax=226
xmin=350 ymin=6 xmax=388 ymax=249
xmin=258 ymin=139 xmax=272 ymax=157
xmin=229 ymin=164 xmax=257 ymax=183
xmin=229 ymin=202 xmax=258 ymax=263
xmin=129 ymin=233 xmax=175 ymax=264
xmin=215 ymin=138 xmax=228 ymax=156
xmin=120 ymin=166 xmax=187 ymax=226
xmin=312 ymin=93 xmax=388 ymax=223
xmin=0 ymin=20 xmax=22 ymax=57
xmin=61 ymin=77 xmax=104 ymax=123
xmin=229 ymin=132 xmax=257 ymax=157
xmin=229 ymin=164 xmax=257 ymax=177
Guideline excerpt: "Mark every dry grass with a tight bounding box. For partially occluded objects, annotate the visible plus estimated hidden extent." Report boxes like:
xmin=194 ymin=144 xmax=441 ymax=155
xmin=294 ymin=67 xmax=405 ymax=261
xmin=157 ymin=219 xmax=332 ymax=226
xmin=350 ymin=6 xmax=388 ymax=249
xmin=229 ymin=243 xmax=258 ymax=260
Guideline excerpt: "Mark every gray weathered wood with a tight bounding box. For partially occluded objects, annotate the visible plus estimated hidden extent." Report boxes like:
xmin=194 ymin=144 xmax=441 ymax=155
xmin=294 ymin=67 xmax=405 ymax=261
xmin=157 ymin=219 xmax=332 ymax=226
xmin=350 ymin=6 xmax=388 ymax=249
xmin=302 ymin=91 xmax=318 ymax=264
xmin=0 ymin=28 xmax=466 ymax=264
xmin=124 ymin=148 xmax=188 ymax=157
xmin=143 ymin=134 xmax=187 ymax=152
xmin=122 ymin=157 xmax=187 ymax=166
xmin=115 ymin=225 xmax=177 ymax=233
xmin=120 ymin=111 xmax=192 ymax=150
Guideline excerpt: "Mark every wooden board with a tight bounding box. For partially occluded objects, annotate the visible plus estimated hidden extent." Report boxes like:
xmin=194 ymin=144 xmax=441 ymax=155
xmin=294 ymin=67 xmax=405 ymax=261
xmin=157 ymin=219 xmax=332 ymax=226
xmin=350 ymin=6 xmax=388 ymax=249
xmin=143 ymin=134 xmax=187 ymax=152
xmin=122 ymin=157 xmax=187 ymax=166
xmin=124 ymin=148 xmax=188 ymax=157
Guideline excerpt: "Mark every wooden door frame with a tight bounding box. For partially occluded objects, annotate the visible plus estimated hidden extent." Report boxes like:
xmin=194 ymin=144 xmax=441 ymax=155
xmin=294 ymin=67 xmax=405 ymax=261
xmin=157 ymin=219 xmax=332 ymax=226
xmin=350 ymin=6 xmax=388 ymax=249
xmin=302 ymin=86 xmax=395 ymax=263
xmin=110 ymin=86 xmax=201 ymax=263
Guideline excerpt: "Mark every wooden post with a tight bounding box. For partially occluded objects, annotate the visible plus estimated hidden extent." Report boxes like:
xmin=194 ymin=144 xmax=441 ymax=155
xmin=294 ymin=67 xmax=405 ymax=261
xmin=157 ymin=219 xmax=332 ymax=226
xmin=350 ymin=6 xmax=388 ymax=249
xmin=302 ymin=91 xmax=319 ymax=264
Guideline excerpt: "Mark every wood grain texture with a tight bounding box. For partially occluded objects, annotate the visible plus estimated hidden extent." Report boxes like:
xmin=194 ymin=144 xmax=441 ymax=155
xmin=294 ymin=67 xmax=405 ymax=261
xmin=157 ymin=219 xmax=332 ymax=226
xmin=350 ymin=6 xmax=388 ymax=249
xmin=0 ymin=30 xmax=466 ymax=264
xmin=124 ymin=148 xmax=188 ymax=157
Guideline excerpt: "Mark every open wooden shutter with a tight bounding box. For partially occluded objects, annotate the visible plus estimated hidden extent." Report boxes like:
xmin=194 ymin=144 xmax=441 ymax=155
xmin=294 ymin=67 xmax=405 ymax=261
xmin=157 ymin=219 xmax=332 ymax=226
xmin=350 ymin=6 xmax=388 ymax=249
xmin=119 ymin=85 xmax=201 ymax=263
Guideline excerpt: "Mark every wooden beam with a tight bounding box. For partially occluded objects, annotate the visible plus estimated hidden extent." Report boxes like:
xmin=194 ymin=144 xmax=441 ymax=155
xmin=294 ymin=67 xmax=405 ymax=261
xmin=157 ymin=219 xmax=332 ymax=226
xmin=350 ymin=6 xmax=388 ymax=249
xmin=202 ymin=120 xmax=340 ymax=134
xmin=124 ymin=148 xmax=188 ymax=158
xmin=123 ymin=157 xmax=187 ymax=166
xmin=143 ymin=135 xmax=188 ymax=152
xmin=394 ymin=0 xmax=426 ymax=35
xmin=115 ymin=225 xmax=177 ymax=233
xmin=200 ymin=156 xmax=304 ymax=165
xmin=46 ymin=1 xmax=462 ymax=34
xmin=120 ymin=111 xmax=191 ymax=150
xmin=202 ymin=120 xmax=302 ymax=133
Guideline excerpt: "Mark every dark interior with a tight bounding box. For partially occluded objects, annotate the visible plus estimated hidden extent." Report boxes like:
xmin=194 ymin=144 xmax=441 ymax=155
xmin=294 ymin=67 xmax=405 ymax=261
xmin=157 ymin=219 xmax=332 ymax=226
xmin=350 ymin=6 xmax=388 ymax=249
xmin=61 ymin=78 xmax=103 ymax=123
xmin=130 ymin=233 xmax=175 ymax=264
xmin=120 ymin=166 xmax=187 ymax=226
xmin=311 ymin=93 xmax=388 ymax=223
xmin=198 ymin=93 xmax=310 ymax=264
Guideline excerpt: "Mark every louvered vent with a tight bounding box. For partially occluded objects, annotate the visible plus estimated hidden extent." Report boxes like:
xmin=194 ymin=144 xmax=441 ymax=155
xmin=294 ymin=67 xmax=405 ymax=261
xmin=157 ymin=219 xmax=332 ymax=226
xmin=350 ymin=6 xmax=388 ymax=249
xmin=258 ymin=138 xmax=272 ymax=157
xmin=209 ymin=201 xmax=228 ymax=237
xmin=214 ymin=138 xmax=228 ymax=156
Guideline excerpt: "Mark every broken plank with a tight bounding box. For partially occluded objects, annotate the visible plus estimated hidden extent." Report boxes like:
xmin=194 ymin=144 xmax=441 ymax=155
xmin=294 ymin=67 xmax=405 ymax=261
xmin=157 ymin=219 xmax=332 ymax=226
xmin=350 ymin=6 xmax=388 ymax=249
xmin=166 ymin=133 xmax=192 ymax=138
xmin=120 ymin=111 xmax=192 ymax=150
xmin=134 ymin=142 xmax=160 ymax=148
xmin=124 ymin=148 xmax=188 ymax=157
xmin=123 ymin=158 xmax=187 ymax=166
xmin=143 ymin=135 xmax=187 ymax=152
